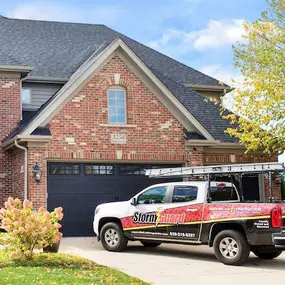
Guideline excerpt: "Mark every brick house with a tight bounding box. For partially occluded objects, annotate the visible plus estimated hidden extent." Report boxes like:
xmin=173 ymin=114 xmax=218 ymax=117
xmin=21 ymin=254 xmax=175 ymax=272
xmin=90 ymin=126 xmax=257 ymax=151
xmin=0 ymin=16 xmax=279 ymax=236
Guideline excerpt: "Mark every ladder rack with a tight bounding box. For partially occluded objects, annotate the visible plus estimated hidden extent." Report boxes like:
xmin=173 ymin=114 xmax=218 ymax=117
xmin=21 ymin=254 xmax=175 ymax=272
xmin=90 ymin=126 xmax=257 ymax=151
xmin=145 ymin=162 xmax=285 ymax=178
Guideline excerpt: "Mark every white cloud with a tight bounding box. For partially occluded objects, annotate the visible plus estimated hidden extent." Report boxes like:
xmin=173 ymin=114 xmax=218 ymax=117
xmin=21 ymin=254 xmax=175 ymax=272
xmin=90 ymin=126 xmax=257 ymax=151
xmin=200 ymin=64 xmax=244 ymax=86
xmin=150 ymin=19 xmax=246 ymax=52
xmin=7 ymin=2 xmax=121 ymax=25
xmin=199 ymin=64 xmax=245 ymax=110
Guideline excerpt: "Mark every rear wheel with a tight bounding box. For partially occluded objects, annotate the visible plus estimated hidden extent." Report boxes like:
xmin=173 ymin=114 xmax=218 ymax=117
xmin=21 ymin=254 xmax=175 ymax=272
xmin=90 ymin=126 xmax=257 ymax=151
xmin=100 ymin=222 xmax=128 ymax=252
xmin=252 ymin=250 xmax=282 ymax=260
xmin=213 ymin=230 xmax=250 ymax=266
xmin=140 ymin=241 xmax=161 ymax=247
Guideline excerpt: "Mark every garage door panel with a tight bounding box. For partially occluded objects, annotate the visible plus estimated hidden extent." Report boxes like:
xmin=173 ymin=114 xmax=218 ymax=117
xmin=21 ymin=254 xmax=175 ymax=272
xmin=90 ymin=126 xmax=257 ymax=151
xmin=47 ymin=163 xmax=181 ymax=236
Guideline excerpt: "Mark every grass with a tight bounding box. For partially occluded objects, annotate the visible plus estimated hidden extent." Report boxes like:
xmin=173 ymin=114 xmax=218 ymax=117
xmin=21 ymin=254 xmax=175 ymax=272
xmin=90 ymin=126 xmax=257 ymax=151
xmin=0 ymin=250 xmax=150 ymax=285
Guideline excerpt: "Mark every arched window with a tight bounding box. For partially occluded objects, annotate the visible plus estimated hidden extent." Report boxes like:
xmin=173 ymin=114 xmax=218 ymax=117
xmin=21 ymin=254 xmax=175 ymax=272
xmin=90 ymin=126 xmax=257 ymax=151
xmin=107 ymin=86 xmax=126 ymax=124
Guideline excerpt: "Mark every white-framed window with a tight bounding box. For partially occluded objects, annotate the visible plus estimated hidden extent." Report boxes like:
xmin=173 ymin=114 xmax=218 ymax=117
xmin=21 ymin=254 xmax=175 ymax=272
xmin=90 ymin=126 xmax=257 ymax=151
xmin=107 ymin=88 xmax=126 ymax=124
xmin=22 ymin=88 xmax=31 ymax=104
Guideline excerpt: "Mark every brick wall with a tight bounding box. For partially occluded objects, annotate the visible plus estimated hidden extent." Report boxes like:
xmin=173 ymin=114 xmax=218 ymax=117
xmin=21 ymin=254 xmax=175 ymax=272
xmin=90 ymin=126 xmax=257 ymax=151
xmin=204 ymin=152 xmax=278 ymax=165
xmin=11 ymin=149 xmax=25 ymax=201
xmin=46 ymin=55 xmax=186 ymax=162
xmin=28 ymin=148 xmax=47 ymax=209
xmin=0 ymin=74 xmax=21 ymax=205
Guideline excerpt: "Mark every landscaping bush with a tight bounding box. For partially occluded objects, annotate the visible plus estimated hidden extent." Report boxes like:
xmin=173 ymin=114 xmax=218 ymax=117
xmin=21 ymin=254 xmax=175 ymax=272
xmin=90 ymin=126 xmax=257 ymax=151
xmin=0 ymin=197 xmax=63 ymax=260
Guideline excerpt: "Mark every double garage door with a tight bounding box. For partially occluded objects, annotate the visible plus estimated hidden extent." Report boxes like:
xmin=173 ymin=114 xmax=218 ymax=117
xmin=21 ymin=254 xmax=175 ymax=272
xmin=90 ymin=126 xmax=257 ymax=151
xmin=47 ymin=162 xmax=181 ymax=236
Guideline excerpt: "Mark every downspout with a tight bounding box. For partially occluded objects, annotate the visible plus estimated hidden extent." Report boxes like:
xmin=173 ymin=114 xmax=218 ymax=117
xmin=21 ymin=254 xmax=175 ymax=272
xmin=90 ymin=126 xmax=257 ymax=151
xmin=14 ymin=140 xmax=28 ymax=200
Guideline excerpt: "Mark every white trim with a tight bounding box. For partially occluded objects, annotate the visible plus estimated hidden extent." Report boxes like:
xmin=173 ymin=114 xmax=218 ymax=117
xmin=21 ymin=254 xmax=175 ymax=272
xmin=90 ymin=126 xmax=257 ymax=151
xmin=209 ymin=142 xmax=245 ymax=149
xmin=2 ymin=135 xmax=52 ymax=150
xmin=19 ymin=38 xmax=214 ymax=140
xmin=99 ymin=123 xmax=137 ymax=128
xmin=185 ymin=84 xmax=232 ymax=93
xmin=18 ymin=135 xmax=52 ymax=142
xmin=107 ymin=88 xmax=127 ymax=125
xmin=186 ymin=140 xmax=220 ymax=146
xmin=0 ymin=65 xmax=33 ymax=72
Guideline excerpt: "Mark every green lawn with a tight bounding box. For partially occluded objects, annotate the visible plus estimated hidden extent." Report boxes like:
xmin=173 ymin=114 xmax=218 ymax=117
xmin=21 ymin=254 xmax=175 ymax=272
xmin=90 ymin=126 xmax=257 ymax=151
xmin=0 ymin=251 xmax=149 ymax=285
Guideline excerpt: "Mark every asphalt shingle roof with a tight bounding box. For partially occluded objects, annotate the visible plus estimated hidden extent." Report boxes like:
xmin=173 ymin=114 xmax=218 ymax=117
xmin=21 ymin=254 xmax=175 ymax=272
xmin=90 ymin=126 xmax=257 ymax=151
xmin=0 ymin=48 xmax=25 ymax=66
xmin=0 ymin=16 xmax=236 ymax=142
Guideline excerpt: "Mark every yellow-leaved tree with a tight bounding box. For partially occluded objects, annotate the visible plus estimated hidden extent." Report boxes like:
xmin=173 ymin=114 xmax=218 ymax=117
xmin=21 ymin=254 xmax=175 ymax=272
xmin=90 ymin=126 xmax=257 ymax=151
xmin=224 ymin=0 xmax=285 ymax=154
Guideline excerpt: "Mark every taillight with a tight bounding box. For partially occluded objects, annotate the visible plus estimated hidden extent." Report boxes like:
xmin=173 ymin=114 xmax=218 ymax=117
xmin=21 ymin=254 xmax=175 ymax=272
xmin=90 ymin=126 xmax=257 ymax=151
xmin=271 ymin=207 xmax=283 ymax=228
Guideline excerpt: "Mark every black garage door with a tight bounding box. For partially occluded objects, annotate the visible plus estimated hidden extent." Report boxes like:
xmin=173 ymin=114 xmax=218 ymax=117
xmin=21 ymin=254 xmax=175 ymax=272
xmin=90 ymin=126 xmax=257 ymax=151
xmin=47 ymin=162 xmax=182 ymax=236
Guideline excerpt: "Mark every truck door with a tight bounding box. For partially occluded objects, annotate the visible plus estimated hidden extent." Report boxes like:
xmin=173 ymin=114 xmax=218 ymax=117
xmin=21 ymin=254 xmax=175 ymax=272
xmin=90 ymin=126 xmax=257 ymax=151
xmin=166 ymin=185 xmax=203 ymax=242
xmin=127 ymin=185 xmax=172 ymax=240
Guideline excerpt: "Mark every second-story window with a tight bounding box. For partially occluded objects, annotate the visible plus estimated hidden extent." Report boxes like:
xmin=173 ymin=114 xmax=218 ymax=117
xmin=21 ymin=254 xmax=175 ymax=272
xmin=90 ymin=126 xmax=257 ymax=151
xmin=22 ymin=88 xmax=31 ymax=104
xmin=107 ymin=88 xmax=126 ymax=124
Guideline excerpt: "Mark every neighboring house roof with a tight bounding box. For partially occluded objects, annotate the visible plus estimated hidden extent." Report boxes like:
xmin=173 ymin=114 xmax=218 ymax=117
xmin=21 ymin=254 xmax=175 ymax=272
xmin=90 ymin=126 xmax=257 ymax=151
xmin=0 ymin=17 xmax=237 ymax=144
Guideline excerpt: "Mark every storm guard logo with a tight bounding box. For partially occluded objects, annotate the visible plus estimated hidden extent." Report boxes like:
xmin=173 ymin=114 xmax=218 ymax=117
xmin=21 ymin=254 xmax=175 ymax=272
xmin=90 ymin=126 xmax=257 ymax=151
xmin=132 ymin=210 xmax=186 ymax=225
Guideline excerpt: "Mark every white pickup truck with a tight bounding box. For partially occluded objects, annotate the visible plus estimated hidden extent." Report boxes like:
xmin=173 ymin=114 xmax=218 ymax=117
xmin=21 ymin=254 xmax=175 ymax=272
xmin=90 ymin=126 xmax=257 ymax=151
xmin=93 ymin=181 xmax=285 ymax=265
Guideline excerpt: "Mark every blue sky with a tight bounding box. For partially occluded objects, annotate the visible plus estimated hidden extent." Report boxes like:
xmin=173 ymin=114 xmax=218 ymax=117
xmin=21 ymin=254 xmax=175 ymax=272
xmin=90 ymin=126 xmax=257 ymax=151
xmin=0 ymin=0 xmax=267 ymax=86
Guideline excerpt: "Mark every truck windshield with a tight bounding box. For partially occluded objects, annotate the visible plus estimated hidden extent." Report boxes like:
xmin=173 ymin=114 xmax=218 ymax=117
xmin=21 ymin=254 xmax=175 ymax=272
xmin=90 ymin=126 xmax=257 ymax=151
xmin=210 ymin=185 xmax=238 ymax=202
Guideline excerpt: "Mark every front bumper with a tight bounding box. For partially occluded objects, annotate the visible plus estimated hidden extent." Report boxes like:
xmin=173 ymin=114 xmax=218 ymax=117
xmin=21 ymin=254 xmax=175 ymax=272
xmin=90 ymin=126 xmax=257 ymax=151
xmin=272 ymin=231 xmax=285 ymax=249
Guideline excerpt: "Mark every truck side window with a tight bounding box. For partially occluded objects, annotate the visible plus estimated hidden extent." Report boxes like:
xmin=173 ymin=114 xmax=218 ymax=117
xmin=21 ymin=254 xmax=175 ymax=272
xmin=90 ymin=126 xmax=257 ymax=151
xmin=210 ymin=184 xmax=238 ymax=201
xmin=172 ymin=186 xmax=198 ymax=203
xmin=137 ymin=186 xmax=167 ymax=204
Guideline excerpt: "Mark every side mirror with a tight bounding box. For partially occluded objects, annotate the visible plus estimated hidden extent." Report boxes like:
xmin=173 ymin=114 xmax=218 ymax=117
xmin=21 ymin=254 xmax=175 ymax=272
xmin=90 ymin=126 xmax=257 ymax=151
xmin=131 ymin=197 xmax=137 ymax=206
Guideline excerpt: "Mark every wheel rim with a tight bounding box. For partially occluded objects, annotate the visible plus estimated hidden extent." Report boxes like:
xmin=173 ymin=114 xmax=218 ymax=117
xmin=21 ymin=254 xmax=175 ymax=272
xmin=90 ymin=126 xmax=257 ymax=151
xmin=219 ymin=237 xmax=239 ymax=259
xmin=104 ymin=228 xmax=119 ymax=247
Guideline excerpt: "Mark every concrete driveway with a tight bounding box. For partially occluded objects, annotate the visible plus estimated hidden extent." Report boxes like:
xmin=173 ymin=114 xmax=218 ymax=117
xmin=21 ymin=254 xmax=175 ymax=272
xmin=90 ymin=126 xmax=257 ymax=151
xmin=60 ymin=237 xmax=285 ymax=285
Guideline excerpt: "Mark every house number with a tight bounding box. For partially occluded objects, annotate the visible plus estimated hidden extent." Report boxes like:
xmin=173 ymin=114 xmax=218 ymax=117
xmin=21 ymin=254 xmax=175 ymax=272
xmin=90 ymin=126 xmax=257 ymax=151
xmin=111 ymin=134 xmax=127 ymax=144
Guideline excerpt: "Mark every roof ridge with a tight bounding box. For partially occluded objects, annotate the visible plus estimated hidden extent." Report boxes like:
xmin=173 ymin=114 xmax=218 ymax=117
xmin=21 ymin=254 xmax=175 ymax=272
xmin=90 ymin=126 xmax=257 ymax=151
xmin=5 ymin=16 xmax=107 ymax=27
xmin=101 ymin=25 xmax=228 ymax=88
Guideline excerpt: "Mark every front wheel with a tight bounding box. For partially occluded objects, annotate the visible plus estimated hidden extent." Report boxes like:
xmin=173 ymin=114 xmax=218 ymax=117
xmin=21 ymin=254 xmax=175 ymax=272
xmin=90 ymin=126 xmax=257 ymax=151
xmin=213 ymin=230 xmax=250 ymax=266
xmin=140 ymin=241 xmax=161 ymax=247
xmin=100 ymin=222 xmax=128 ymax=252
xmin=252 ymin=250 xmax=282 ymax=260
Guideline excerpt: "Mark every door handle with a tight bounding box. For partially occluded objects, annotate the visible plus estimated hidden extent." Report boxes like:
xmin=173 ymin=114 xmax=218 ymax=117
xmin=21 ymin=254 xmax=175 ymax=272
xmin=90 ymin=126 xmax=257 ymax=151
xmin=186 ymin=208 xmax=197 ymax=212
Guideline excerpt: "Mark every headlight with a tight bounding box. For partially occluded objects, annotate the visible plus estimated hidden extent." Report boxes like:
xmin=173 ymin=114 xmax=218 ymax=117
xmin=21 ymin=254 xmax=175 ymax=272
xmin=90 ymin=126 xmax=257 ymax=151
xmin=95 ymin=207 xmax=100 ymax=214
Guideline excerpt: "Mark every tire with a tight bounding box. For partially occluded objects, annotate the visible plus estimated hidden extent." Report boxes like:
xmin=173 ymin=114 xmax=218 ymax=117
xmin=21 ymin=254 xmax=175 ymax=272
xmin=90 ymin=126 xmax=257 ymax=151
xmin=100 ymin=222 xmax=128 ymax=252
xmin=140 ymin=241 xmax=161 ymax=247
xmin=213 ymin=230 xmax=250 ymax=266
xmin=252 ymin=250 xmax=282 ymax=260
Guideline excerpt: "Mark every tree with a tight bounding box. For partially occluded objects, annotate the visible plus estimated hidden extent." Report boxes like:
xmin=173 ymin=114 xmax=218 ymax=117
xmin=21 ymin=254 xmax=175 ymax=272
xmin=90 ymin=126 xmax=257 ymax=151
xmin=223 ymin=0 xmax=285 ymax=154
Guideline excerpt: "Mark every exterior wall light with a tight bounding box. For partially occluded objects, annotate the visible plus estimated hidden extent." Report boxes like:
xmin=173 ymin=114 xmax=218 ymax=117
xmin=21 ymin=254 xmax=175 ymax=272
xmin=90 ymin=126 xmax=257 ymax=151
xmin=32 ymin=162 xmax=42 ymax=183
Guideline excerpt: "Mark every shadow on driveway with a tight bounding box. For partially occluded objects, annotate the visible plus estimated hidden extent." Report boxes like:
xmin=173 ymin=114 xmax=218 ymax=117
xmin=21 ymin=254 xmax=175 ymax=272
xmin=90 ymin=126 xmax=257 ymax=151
xmin=123 ymin=243 xmax=285 ymax=270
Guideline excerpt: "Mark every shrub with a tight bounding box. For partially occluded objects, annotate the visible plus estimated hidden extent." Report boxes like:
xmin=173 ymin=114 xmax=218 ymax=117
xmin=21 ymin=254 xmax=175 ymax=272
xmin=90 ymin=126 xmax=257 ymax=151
xmin=0 ymin=197 xmax=63 ymax=260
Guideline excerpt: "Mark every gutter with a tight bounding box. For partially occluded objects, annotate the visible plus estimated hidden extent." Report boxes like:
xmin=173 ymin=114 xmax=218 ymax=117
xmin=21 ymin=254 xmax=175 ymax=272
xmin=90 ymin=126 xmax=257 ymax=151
xmin=23 ymin=76 xmax=68 ymax=84
xmin=14 ymin=140 xmax=28 ymax=200
xmin=186 ymin=139 xmax=221 ymax=147
xmin=2 ymin=135 xmax=52 ymax=150
xmin=0 ymin=65 xmax=33 ymax=73
xmin=186 ymin=139 xmax=245 ymax=149
xmin=185 ymin=84 xmax=234 ymax=94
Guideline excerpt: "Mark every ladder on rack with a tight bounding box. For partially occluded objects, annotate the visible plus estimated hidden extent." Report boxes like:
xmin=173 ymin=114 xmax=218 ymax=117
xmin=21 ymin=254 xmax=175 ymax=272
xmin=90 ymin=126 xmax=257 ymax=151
xmin=145 ymin=162 xmax=285 ymax=178
xmin=145 ymin=162 xmax=285 ymax=202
